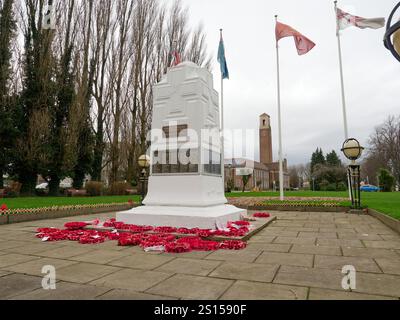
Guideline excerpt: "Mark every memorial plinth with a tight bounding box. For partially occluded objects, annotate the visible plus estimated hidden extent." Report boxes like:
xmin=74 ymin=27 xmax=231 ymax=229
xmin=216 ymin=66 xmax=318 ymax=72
xmin=117 ymin=62 xmax=246 ymax=229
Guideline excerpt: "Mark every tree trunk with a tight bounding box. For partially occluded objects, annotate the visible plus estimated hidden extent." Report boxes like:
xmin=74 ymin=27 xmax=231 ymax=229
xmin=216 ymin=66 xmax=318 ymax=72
xmin=73 ymin=170 xmax=85 ymax=190
xmin=19 ymin=172 xmax=37 ymax=196
xmin=48 ymin=176 xmax=61 ymax=196
xmin=0 ymin=169 xmax=3 ymax=189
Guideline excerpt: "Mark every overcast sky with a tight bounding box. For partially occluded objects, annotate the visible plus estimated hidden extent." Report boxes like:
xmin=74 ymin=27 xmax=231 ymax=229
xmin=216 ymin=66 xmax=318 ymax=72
xmin=161 ymin=0 xmax=400 ymax=165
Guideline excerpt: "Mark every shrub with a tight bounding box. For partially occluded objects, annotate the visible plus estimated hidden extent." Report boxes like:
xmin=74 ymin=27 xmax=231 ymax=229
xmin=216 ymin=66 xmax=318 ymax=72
xmin=226 ymin=178 xmax=234 ymax=193
xmin=109 ymin=181 xmax=132 ymax=196
xmin=378 ymin=169 xmax=395 ymax=192
xmin=319 ymin=179 xmax=330 ymax=191
xmin=337 ymin=182 xmax=348 ymax=192
xmin=35 ymin=188 xmax=48 ymax=197
xmin=326 ymin=184 xmax=337 ymax=192
xmin=85 ymin=181 xmax=104 ymax=197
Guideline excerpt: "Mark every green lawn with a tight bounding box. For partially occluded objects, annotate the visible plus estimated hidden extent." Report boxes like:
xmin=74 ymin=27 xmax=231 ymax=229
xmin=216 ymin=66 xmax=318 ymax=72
xmin=226 ymin=191 xmax=400 ymax=220
xmin=1 ymin=195 xmax=140 ymax=210
xmin=1 ymin=191 xmax=399 ymax=220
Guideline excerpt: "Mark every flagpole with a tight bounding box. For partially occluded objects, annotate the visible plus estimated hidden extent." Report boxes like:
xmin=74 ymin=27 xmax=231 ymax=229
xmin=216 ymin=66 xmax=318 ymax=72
xmin=275 ymin=15 xmax=285 ymax=202
xmin=334 ymin=1 xmax=349 ymax=140
xmin=220 ymin=29 xmax=226 ymax=193
xmin=335 ymin=1 xmax=352 ymax=201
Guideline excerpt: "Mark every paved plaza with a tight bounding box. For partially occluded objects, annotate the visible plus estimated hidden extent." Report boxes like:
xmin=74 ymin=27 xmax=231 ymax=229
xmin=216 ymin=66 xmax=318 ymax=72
xmin=0 ymin=211 xmax=399 ymax=300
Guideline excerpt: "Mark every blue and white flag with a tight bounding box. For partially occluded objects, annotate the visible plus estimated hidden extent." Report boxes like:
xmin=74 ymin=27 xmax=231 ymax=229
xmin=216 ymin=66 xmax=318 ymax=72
xmin=218 ymin=33 xmax=229 ymax=80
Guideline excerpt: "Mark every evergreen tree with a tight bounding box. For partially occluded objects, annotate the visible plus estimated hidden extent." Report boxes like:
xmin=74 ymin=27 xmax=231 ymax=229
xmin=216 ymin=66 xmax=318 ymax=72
xmin=0 ymin=0 xmax=16 ymax=188
xmin=326 ymin=150 xmax=342 ymax=167
xmin=16 ymin=2 xmax=56 ymax=195
xmin=45 ymin=43 xmax=74 ymax=196
xmin=72 ymin=60 xmax=95 ymax=190
xmin=311 ymin=148 xmax=326 ymax=173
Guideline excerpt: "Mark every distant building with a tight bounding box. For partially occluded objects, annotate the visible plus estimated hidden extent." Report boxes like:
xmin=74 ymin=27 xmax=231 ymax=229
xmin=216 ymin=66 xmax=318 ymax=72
xmin=224 ymin=113 xmax=290 ymax=191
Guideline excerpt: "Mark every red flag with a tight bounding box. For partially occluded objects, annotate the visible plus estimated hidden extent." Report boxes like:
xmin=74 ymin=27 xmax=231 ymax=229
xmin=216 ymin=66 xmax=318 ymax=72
xmin=275 ymin=21 xmax=316 ymax=55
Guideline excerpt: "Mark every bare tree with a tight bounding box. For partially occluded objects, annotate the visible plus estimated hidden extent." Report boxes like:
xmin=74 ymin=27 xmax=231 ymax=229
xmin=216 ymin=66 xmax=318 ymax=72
xmin=368 ymin=115 xmax=400 ymax=186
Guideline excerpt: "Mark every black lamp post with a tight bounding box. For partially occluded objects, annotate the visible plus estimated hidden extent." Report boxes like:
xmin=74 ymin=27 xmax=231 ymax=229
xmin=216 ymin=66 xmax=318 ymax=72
xmin=138 ymin=155 xmax=150 ymax=206
xmin=341 ymin=138 xmax=365 ymax=210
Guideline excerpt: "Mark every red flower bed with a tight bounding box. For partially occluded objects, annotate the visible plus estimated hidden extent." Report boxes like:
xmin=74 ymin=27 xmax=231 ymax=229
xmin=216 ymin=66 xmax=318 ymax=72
xmin=253 ymin=212 xmax=271 ymax=218
xmin=1 ymin=204 xmax=8 ymax=211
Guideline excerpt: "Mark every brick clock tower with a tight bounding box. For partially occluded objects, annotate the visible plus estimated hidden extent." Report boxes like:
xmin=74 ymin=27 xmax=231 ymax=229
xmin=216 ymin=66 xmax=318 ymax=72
xmin=259 ymin=113 xmax=273 ymax=164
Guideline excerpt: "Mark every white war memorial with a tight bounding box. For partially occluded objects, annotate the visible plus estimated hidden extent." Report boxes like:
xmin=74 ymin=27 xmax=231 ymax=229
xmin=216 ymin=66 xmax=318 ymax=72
xmin=117 ymin=62 xmax=246 ymax=229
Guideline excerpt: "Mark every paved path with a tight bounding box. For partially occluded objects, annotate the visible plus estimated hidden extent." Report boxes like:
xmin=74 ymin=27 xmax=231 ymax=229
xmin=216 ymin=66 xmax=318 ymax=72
xmin=0 ymin=211 xmax=399 ymax=300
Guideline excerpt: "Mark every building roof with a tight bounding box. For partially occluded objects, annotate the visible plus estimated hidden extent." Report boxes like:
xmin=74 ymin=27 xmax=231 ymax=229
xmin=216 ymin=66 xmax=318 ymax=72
xmin=224 ymin=158 xmax=269 ymax=171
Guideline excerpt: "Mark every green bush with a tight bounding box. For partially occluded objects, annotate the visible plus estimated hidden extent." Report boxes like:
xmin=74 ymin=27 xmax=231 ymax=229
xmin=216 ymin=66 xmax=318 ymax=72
xmin=109 ymin=182 xmax=132 ymax=196
xmin=326 ymin=184 xmax=337 ymax=192
xmin=378 ymin=169 xmax=395 ymax=192
xmin=337 ymin=182 xmax=348 ymax=192
xmin=35 ymin=188 xmax=48 ymax=197
xmin=319 ymin=180 xmax=330 ymax=191
xmin=85 ymin=181 xmax=104 ymax=197
xmin=226 ymin=178 xmax=234 ymax=193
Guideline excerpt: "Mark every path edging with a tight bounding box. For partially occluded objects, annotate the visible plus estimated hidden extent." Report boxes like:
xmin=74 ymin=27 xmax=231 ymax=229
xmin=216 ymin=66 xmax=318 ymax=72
xmin=245 ymin=205 xmax=349 ymax=213
xmin=0 ymin=204 xmax=136 ymax=225
xmin=367 ymin=208 xmax=400 ymax=234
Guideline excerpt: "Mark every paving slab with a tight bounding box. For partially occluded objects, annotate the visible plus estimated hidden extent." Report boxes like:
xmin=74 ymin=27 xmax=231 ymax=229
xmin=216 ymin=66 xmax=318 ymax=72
xmin=246 ymin=243 xmax=292 ymax=252
xmin=258 ymin=231 xmax=299 ymax=237
xmin=2 ymin=257 xmax=78 ymax=277
xmin=96 ymin=289 xmax=175 ymax=300
xmin=3 ymin=243 xmax=66 ymax=255
xmin=320 ymin=228 xmax=356 ymax=233
xmin=374 ymin=258 xmax=400 ymax=275
xmin=209 ymin=261 xmax=279 ymax=282
xmin=273 ymin=221 xmax=305 ymax=227
xmin=317 ymin=239 xmax=365 ymax=248
xmin=287 ymin=227 xmax=321 ymax=233
xmin=156 ymin=258 xmax=221 ymax=276
xmin=273 ymin=237 xmax=316 ymax=245
xmin=354 ymin=272 xmax=400 ymax=298
xmin=108 ymin=253 xmax=175 ymax=270
xmin=380 ymin=234 xmax=400 ymax=241
xmin=55 ymin=262 xmax=121 ymax=284
xmin=256 ymin=252 xmax=314 ymax=268
xmin=246 ymin=236 xmax=276 ymax=243
xmin=314 ymin=255 xmax=382 ymax=273
xmin=308 ymin=288 xmax=396 ymax=300
xmin=274 ymin=266 xmax=344 ymax=291
xmin=220 ymin=281 xmax=308 ymax=300
xmin=298 ymin=232 xmax=338 ymax=239
xmin=205 ymin=249 xmax=262 ymax=263
xmin=0 ymin=274 xmax=43 ymax=299
xmin=38 ymin=246 xmax=95 ymax=259
xmin=0 ymin=240 xmax=28 ymax=251
xmin=160 ymin=251 xmax=212 ymax=259
xmin=362 ymin=240 xmax=400 ymax=250
xmin=0 ymin=271 xmax=12 ymax=278
xmin=290 ymin=245 xmax=342 ymax=256
xmin=0 ymin=253 xmax=41 ymax=268
xmin=0 ymin=232 xmax=39 ymax=242
xmin=147 ymin=274 xmax=233 ymax=300
xmin=342 ymin=247 xmax=400 ymax=259
xmin=77 ymin=241 xmax=129 ymax=251
xmin=11 ymin=282 xmax=110 ymax=300
xmin=90 ymin=269 xmax=172 ymax=292
xmin=69 ymin=249 xmax=131 ymax=264
xmin=338 ymin=233 xmax=383 ymax=241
